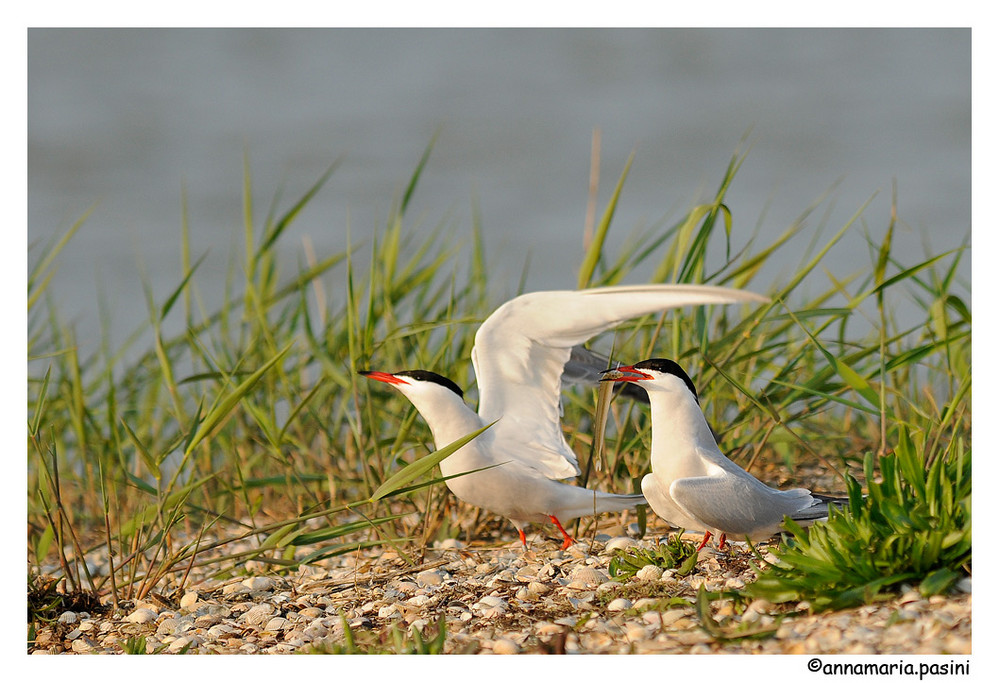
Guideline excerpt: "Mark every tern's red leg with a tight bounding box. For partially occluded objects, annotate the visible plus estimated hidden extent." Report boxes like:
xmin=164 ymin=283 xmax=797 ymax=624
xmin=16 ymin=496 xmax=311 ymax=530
xmin=695 ymin=530 xmax=713 ymax=552
xmin=718 ymin=533 xmax=728 ymax=550
xmin=517 ymin=527 xmax=527 ymax=548
xmin=548 ymin=515 xmax=575 ymax=549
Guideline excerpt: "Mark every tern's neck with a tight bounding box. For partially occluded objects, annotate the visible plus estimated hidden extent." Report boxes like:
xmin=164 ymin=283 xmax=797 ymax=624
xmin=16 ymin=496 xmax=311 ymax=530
xmin=405 ymin=390 xmax=485 ymax=449
xmin=646 ymin=390 xmax=718 ymax=452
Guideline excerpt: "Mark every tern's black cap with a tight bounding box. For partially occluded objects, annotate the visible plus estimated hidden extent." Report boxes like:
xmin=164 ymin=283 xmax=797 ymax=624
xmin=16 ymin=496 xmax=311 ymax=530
xmin=395 ymin=370 xmax=464 ymax=398
xmin=633 ymin=358 xmax=699 ymax=402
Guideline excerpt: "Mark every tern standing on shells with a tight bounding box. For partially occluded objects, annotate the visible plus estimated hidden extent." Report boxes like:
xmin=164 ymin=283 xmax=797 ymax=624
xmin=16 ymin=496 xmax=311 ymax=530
xmin=602 ymin=358 xmax=848 ymax=550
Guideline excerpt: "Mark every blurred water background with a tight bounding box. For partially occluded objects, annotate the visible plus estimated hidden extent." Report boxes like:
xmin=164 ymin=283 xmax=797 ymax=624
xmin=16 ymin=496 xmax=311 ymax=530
xmin=27 ymin=28 xmax=970 ymax=356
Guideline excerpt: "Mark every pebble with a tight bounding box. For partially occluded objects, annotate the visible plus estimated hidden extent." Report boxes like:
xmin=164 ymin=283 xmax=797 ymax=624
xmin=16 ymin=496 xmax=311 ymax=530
xmin=634 ymin=565 xmax=664 ymax=581
xmin=604 ymin=536 xmax=638 ymax=551
xmin=492 ymin=638 xmax=520 ymax=654
xmin=156 ymin=618 xmax=179 ymax=635
xmin=71 ymin=637 xmax=95 ymax=653
xmin=595 ymin=581 xmax=619 ymax=595
xmin=625 ymin=623 xmax=648 ymax=640
xmin=659 ymin=609 xmax=692 ymax=628
xmin=474 ymin=595 xmax=508 ymax=618
xmin=534 ymin=621 xmax=562 ymax=636
xmin=606 ymin=598 xmax=633 ymax=611
xmin=567 ymin=567 xmax=608 ymax=588
xmin=416 ymin=569 xmax=446 ymax=586
xmin=207 ymin=624 xmax=236 ymax=639
xmin=125 ymin=608 xmax=157 ymax=624
xmin=168 ymin=635 xmax=202 ymax=652
xmin=242 ymin=577 xmax=275 ymax=592
xmin=434 ymin=538 xmax=464 ymax=549
xmin=195 ymin=614 xmax=222 ymax=628
xmin=241 ymin=603 xmax=276 ymax=626
xmin=378 ymin=604 xmax=400 ymax=619
xmin=526 ymin=581 xmax=551 ymax=595
xmin=264 ymin=617 xmax=290 ymax=632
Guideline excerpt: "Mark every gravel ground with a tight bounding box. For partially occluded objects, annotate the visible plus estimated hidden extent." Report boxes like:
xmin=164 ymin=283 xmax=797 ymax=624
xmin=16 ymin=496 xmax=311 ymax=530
xmin=29 ymin=525 xmax=971 ymax=655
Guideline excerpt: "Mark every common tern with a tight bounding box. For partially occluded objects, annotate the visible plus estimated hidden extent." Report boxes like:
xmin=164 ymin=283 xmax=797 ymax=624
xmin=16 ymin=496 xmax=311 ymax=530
xmin=602 ymin=358 xmax=844 ymax=550
xmin=361 ymin=284 xmax=767 ymax=548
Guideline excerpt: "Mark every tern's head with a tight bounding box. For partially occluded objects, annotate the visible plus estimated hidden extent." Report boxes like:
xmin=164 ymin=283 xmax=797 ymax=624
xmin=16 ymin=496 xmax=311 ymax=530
xmin=359 ymin=369 xmax=465 ymax=401
xmin=600 ymin=358 xmax=699 ymax=403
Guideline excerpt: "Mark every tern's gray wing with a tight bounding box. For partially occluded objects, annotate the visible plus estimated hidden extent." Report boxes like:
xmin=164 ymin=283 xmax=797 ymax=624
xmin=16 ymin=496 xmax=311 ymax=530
xmin=669 ymin=470 xmax=816 ymax=539
xmin=562 ymin=346 xmax=649 ymax=403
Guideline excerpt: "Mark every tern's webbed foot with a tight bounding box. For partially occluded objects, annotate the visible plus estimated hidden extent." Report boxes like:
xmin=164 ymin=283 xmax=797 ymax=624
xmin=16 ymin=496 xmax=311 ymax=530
xmin=548 ymin=515 xmax=576 ymax=549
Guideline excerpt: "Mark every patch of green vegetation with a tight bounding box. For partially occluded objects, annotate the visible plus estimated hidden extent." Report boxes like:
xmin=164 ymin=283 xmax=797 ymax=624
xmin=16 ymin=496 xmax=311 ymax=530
xmin=748 ymin=427 xmax=971 ymax=612
xmin=307 ymin=615 xmax=450 ymax=654
xmin=596 ymin=581 xmax=689 ymax=608
xmin=120 ymin=635 xmax=172 ymax=654
xmin=121 ymin=636 xmax=147 ymax=654
xmin=608 ymin=533 xmax=699 ymax=579
xmin=694 ymin=587 xmax=780 ymax=642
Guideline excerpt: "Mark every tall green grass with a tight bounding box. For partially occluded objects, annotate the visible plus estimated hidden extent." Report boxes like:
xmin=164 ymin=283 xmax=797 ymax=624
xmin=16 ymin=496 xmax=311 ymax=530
xmin=27 ymin=141 xmax=969 ymax=617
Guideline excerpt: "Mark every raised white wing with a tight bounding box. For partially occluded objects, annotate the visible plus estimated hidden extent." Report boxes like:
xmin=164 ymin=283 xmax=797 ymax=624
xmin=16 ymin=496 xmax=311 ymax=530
xmin=471 ymin=284 xmax=768 ymax=480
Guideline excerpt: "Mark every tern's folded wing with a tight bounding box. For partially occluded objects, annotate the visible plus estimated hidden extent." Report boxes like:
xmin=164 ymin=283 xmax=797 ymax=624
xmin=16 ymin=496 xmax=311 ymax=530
xmin=670 ymin=472 xmax=814 ymax=538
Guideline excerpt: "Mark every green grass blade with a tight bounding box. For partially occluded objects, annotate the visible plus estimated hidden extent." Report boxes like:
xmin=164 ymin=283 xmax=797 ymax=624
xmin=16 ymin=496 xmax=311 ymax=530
xmin=784 ymin=307 xmax=880 ymax=409
xmin=578 ymin=150 xmax=634 ymax=289
xmin=254 ymin=160 xmax=340 ymax=265
xmin=290 ymin=514 xmax=409 ymax=546
xmin=184 ymin=341 xmax=293 ymax=457
xmin=401 ymin=133 xmax=437 ymax=215
xmin=160 ymin=251 xmax=208 ymax=320
xmin=369 ymin=421 xmax=495 ymax=502
xmin=28 ymin=204 xmax=94 ymax=311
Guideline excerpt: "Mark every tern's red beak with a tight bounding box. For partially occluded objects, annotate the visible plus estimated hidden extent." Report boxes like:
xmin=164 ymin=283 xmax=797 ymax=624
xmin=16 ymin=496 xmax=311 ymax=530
xmin=358 ymin=370 xmax=407 ymax=385
xmin=600 ymin=365 xmax=652 ymax=382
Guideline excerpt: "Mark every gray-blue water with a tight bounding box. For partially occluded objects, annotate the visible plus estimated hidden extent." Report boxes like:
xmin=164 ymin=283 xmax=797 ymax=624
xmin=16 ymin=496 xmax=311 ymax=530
xmin=28 ymin=28 xmax=970 ymax=357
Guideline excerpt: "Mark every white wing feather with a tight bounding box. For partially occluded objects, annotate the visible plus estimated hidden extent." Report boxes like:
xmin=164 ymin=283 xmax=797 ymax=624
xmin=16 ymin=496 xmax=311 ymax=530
xmin=471 ymin=284 xmax=767 ymax=480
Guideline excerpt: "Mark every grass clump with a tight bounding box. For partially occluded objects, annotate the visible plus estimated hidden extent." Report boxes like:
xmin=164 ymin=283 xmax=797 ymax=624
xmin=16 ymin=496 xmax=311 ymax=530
xmin=608 ymin=532 xmax=699 ymax=579
xmin=120 ymin=635 xmax=173 ymax=654
xmin=749 ymin=427 xmax=971 ymax=612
